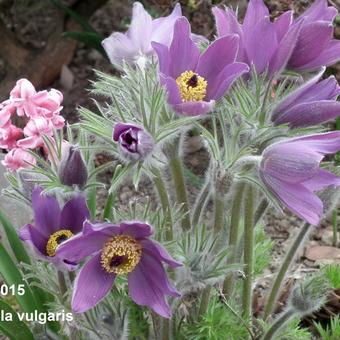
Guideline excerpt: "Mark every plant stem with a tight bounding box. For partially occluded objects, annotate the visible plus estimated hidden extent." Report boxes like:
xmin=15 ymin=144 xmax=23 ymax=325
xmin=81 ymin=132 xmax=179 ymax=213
xmin=57 ymin=271 xmax=67 ymax=298
xmin=169 ymin=155 xmax=191 ymax=231
xmin=332 ymin=209 xmax=338 ymax=247
xmin=259 ymin=77 xmax=274 ymax=126
xmin=261 ymin=309 xmax=295 ymax=340
xmin=223 ymin=182 xmax=245 ymax=295
xmin=152 ymin=168 xmax=173 ymax=240
xmin=197 ymin=285 xmax=212 ymax=320
xmin=192 ymin=179 xmax=211 ymax=226
xmin=242 ymin=185 xmax=254 ymax=321
xmin=254 ymin=198 xmax=269 ymax=226
xmin=103 ymin=192 xmax=114 ymax=220
xmin=161 ymin=319 xmax=170 ymax=340
xmin=213 ymin=194 xmax=225 ymax=234
xmin=263 ymin=222 xmax=311 ymax=320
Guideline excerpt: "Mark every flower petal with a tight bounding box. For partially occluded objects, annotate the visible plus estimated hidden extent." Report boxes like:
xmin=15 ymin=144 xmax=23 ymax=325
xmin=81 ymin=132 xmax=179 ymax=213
xmin=206 ymin=62 xmax=249 ymax=101
xmin=260 ymin=173 xmax=323 ymax=225
xmin=72 ymin=252 xmax=116 ymax=313
xmin=243 ymin=0 xmax=269 ymax=37
xmin=152 ymin=42 xmax=170 ymax=75
xmin=119 ymin=221 xmax=153 ymax=239
xmin=128 ymin=252 xmax=180 ymax=318
xmin=169 ymin=17 xmax=200 ymax=78
xmin=196 ymin=35 xmax=239 ymax=83
xmin=274 ymin=100 xmax=340 ymax=128
xmin=56 ymin=221 xmax=119 ymax=262
xmin=303 ymin=168 xmax=340 ymax=192
xmin=31 ymin=187 xmax=61 ymax=236
xmin=19 ymin=223 xmax=48 ymax=256
xmin=274 ymin=10 xmax=293 ymax=42
xmin=160 ymin=75 xmax=181 ymax=105
xmin=60 ymin=195 xmax=90 ymax=234
xmin=140 ymin=239 xmax=182 ymax=268
xmin=172 ymin=100 xmax=215 ymax=116
xmin=289 ymin=22 xmax=333 ymax=69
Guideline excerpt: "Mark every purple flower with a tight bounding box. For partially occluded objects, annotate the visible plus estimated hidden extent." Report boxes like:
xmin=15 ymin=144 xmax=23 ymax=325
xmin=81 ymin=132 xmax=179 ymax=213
xmin=288 ymin=0 xmax=340 ymax=71
xmin=56 ymin=221 xmax=181 ymax=317
xmin=212 ymin=0 xmax=303 ymax=76
xmin=102 ymin=2 xmax=185 ymax=69
xmin=272 ymin=72 xmax=340 ymax=128
xmin=19 ymin=187 xmax=90 ymax=269
xmin=259 ymin=132 xmax=340 ymax=225
xmin=113 ymin=123 xmax=154 ymax=161
xmin=152 ymin=17 xmax=249 ymax=116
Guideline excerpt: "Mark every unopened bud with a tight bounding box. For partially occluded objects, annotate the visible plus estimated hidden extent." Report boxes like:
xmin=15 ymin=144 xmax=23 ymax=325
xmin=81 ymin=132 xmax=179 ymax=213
xmin=289 ymin=275 xmax=329 ymax=316
xmin=58 ymin=145 xmax=88 ymax=188
xmin=215 ymin=168 xmax=234 ymax=197
xmin=113 ymin=123 xmax=154 ymax=162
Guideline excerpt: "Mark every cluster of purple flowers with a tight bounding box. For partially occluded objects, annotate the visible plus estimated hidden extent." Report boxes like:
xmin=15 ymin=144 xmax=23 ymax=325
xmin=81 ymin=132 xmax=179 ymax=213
xmin=14 ymin=0 xmax=340 ymax=319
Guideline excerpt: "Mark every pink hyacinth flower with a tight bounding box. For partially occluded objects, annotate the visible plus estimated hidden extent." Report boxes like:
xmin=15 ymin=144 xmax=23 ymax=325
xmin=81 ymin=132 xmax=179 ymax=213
xmin=0 ymin=124 xmax=23 ymax=150
xmin=2 ymin=148 xmax=36 ymax=171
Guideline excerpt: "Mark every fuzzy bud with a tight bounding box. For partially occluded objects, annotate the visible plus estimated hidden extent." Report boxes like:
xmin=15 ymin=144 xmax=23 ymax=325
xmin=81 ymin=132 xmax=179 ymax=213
xmin=113 ymin=123 xmax=154 ymax=161
xmin=17 ymin=170 xmax=47 ymax=199
xmin=214 ymin=167 xmax=234 ymax=197
xmin=58 ymin=144 xmax=88 ymax=188
xmin=289 ymin=275 xmax=329 ymax=316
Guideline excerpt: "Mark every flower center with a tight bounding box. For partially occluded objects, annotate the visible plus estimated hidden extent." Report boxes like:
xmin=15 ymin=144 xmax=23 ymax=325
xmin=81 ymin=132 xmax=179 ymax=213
xmin=176 ymin=71 xmax=207 ymax=102
xmin=46 ymin=229 xmax=74 ymax=257
xmin=100 ymin=235 xmax=142 ymax=274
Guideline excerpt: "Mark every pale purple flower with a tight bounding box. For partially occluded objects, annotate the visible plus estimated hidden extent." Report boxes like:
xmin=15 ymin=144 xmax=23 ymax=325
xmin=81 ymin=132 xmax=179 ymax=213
xmin=56 ymin=221 xmax=181 ymax=317
xmin=289 ymin=0 xmax=340 ymax=71
xmin=102 ymin=2 xmax=182 ymax=69
xmin=152 ymin=17 xmax=249 ymax=116
xmin=212 ymin=0 xmax=303 ymax=76
xmin=272 ymin=72 xmax=340 ymax=127
xmin=19 ymin=187 xmax=90 ymax=269
xmin=259 ymin=132 xmax=340 ymax=225
xmin=113 ymin=122 xmax=154 ymax=161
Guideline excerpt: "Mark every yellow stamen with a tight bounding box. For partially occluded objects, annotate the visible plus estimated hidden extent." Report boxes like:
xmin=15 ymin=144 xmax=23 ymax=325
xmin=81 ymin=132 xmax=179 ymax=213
xmin=176 ymin=70 xmax=207 ymax=102
xmin=100 ymin=235 xmax=142 ymax=274
xmin=46 ymin=229 xmax=74 ymax=257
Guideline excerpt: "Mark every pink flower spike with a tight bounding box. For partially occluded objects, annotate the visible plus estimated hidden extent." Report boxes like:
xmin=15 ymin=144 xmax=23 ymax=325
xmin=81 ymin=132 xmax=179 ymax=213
xmin=2 ymin=148 xmax=36 ymax=171
xmin=0 ymin=104 xmax=15 ymax=128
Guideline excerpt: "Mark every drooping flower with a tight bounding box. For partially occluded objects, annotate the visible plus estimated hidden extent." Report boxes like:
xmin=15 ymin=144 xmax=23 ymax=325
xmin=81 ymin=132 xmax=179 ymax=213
xmin=2 ymin=147 xmax=36 ymax=171
xmin=58 ymin=143 xmax=88 ymax=188
xmin=272 ymin=71 xmax=340 ymax=128
xmin=113 ymin=122 xmax=154 ymax=161
xmin=102 ymin=2 xmax=182 ymax=69
xmin=56 ymin=221 xmax=181 ymax=317
xmin=212 ymin=0 xmax=303 ymax=76
xmin=288 ymin=0 xmax=340 ymax=71
xmin=152 ymin=17 xmax=249 ymax=116
xmin=19 ymin=187 xmax=90 ymax=268
xmin=259 ymin=132 xmax=340 ymax=225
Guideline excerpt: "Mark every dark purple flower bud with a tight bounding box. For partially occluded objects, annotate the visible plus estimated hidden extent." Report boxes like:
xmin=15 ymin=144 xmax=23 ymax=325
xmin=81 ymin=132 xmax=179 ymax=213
xmin=113 ymin=123 xmax=154 ymax=161
xmin=59 ymin=144 xmax=88 ymax=188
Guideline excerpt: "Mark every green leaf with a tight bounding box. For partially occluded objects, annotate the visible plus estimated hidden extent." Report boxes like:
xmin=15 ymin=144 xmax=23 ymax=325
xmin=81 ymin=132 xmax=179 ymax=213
xmin=0 ymin=210 xmax=31 ymax=265
xmin=0 ymin=243 xmax=37 ymax=313
xmin=63 ymin=31 xmax=107 ymax=57
xmin=0 ymin=300 xmax=34 ymax=340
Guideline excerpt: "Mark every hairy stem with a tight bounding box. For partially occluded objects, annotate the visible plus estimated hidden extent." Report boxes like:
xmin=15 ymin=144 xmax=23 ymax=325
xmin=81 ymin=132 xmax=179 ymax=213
xmin=213 ymin=194 xmax=225 ymax=234
xmin=259 ymin=77 xmax=274 ymax=126
xmin=261 ymin=309 xmax=295 ymax=340
xmin=152 ymin=168 xmax=173 ymax=240
xmin=263 ymin=223 xmax=311 ymax=320
xmin=169 ymin=155 xmax=191 ymax=231
xmin=103 ymin=192 xmax=114 ymax=220
xmin=254 ymin=198 xmax=269 ymax=226
xmin=161 ymin=319 xmax=170 ymax=340
xmin=197 ymin=285 xmax=212 ymax=320
xmin=223 ymin=182 xmax=245 ymax=295
xmin=332 ymin=209 xmax=338 ymax=247
xmin=192 ymin=179 xmax=211 ymax=227
xmin=57 ymin=271 xmax=67 ymax=298
xmin=242 ymin=185 xmax=254 ymax=321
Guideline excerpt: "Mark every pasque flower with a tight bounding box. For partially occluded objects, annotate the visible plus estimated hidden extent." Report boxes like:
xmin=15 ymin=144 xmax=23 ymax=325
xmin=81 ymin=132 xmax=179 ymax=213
xmin=102 ymin=2 xmax=181 ymax=69
xmin=212 ymin=0 xmax=303 ymax=76
xmin=56 ymin=221 xmax=181 ymax=317
xmin=259 ymin=132 xmax=340 ymax=225
xmin=288 ymin=0 xmax=340 ymax=71
xmin=19 ymin=187 xmax=90 ymax=268
xmin=152 ymin=17 xmax=249 ymax=116
xmin=272 ymin=71 xmax=340 ymax=128
xmin=113 ymin=123 xmax=154 ymax=161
